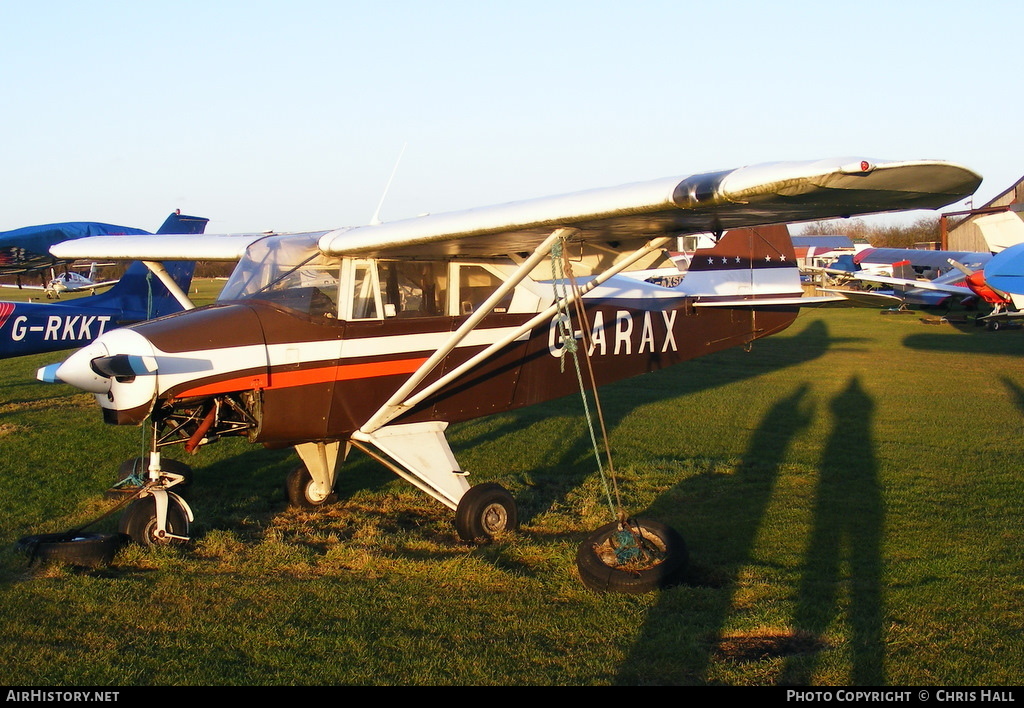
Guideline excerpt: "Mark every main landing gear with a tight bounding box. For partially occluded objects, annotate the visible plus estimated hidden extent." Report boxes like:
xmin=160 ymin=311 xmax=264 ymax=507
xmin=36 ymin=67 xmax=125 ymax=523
xmin=288 ymin=426 xmax=519 ymax=544
xmin=454 ymin=483 xmax=519 ymax=543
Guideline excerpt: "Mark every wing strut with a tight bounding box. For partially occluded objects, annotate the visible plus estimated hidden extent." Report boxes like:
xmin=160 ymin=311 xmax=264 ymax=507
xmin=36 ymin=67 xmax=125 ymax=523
xmin=142 ymin=261 xmax=196 ymax=311
xmin=355 ymin=229 xmax=673 ymax=435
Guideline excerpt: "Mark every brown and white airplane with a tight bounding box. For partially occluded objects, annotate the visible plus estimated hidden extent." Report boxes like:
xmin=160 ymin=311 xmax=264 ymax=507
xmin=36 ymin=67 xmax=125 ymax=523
xmin=38 ymin=157 xmax=980 ymax=562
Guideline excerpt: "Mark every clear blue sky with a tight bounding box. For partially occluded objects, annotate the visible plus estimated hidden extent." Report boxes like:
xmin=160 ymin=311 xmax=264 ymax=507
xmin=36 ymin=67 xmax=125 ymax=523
xmin=1 ymin=0 xmax=1020 ymax=234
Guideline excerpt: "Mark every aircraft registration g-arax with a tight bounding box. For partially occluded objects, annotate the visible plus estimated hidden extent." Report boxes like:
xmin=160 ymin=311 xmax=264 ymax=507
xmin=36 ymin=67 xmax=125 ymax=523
xmin=33 ymin=157 xmax=981 ymax=591
xmin=0 ymin=212 xmax=209 ymax=359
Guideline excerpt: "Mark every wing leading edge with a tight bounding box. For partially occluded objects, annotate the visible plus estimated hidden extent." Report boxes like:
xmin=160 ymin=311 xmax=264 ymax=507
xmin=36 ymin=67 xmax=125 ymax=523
xmin=48 ymin=157 xmax=980 ymax=264
xmin=318 ymin=157 xmax=981 ymax=258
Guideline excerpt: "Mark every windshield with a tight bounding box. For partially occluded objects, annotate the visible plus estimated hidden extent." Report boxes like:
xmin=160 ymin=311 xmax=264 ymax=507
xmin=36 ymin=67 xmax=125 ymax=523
xmin=219 ymin=232 xmax=340 ymax=316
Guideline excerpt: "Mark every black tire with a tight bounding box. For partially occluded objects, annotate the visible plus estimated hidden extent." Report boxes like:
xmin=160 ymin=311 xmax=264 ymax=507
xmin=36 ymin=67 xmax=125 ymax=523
xmin=118 ymin=495 xmax=190 ymax=546
xmin=15 ymin=532 xmax=128 ymax=568
xmin=115 ymin=457 xmax=193 ymax=488
xmin=576 ymin=518 xmax=688 ymax=594
xmin=454 ymin=483 xmax=518 ymax=543
xmin=285 ymin=464 xmax=337 ymax=509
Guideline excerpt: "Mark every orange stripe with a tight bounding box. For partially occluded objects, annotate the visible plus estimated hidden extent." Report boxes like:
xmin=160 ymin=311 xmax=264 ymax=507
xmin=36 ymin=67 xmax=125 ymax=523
xmin=176 ymin=357 xmax=429 ymax=399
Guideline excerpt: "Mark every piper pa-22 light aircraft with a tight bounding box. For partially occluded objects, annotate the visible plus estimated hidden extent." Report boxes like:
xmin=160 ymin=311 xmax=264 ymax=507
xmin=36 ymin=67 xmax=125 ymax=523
xmin=38 ymin=157 xmax=981 ymax=589
xmin=0 ymin=212 xmax=208 ymax=359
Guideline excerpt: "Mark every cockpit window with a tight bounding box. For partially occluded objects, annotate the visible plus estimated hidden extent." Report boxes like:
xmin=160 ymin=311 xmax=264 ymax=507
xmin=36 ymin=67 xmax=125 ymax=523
xmin=379 ymin=261 xmax=447 ymax=318
xmin=219 ymin=232 xmax=340 ymax=317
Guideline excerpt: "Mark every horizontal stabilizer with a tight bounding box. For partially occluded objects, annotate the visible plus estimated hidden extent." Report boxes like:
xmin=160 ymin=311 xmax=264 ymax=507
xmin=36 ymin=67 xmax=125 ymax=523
xmin=694 ymin=295 xmax=845 ymax=308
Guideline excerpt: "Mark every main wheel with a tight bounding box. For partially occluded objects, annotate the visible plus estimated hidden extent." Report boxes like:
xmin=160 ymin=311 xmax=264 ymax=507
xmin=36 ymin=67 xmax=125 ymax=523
xmin=454 ymin=483 xmax=518 ymax=543
xmin=119 ymin=495 xmax=190 ymax=546
xmin=15 ymin=532 xmax=128 ymax=567
xmin=285 ymin=464 xmax=337 ymax=509
xmin=576 ymin=518 xmax=687 ymax=594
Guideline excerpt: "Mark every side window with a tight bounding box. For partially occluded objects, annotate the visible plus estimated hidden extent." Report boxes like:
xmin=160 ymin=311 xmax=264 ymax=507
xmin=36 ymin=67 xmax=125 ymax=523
xmin=379 ymin=261 xmax=448 ymax=318
xmin=457 ymin=264 xmax=513 ymax=315
xmin=351 ymin=261 xmax=382 ymax=320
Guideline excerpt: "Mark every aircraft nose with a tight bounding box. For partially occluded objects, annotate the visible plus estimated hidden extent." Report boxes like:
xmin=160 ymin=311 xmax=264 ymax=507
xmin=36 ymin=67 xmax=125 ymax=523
xmin=36 ymin=330 xmax=159 ymax=394
xmin=39 ymin=342 xmax=113 ymax=393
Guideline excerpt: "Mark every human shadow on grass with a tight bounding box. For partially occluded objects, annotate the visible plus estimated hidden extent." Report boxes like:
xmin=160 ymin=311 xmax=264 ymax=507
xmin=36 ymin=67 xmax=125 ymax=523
xmin=613 ymin=381 xmax=813 ymax=684
xmin=614 ymin=375 xmax=884 ymax=685
xmin=779 ymin=376 xmax=884 ymax=685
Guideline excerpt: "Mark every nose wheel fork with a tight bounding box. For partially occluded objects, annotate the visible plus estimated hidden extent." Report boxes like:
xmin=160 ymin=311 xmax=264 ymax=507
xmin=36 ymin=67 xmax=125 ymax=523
xmin=117 ymin=421 xmax=195 ymax=546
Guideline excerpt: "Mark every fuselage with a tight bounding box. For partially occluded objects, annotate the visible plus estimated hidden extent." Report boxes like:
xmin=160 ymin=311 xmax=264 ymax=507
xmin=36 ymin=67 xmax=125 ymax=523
xmin=49 ymin=228 xmax=802 ymax=446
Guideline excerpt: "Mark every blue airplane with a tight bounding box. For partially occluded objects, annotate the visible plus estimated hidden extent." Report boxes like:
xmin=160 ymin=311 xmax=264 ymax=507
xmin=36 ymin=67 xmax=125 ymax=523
xmin=0 ymin=212 xmax=208 ymax=359
xmin=0 ymin=221 xmax=152 ymax=282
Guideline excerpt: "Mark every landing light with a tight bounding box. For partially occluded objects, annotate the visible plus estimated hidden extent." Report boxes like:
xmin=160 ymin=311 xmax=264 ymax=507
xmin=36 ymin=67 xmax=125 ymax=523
xmin=840 ymin=160 xmax=875 ymax=175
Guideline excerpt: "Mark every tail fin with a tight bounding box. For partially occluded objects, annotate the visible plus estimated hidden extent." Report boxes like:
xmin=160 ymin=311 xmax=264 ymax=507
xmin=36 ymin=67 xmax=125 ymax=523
xmin=85 ymin=213 xmax=209 ymax=319
xmin=678 ymin=224 xmax=802 ymax=300
xmin=156 ymin=211 xmax=210 ymax=235
xmin=890 ymin=259 xmax=915 ymax=296
xmin=973 ymin=212 xmax=1024 ymax=253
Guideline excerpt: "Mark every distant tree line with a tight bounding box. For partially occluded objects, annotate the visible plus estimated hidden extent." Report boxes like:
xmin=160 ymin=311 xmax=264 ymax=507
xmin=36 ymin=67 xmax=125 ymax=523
xmin=796 ymin=215 xmax=941 ymax=249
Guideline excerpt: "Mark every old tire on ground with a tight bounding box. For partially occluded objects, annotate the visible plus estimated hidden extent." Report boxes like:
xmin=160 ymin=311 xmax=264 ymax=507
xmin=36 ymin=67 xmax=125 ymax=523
xmin=15 ymin=532 xmax=128 ymax=567
xmin=119 ymin=495 xmax=190 ymax=546
xmin=285 ymin=464 xmax=337 ymax=509
xmin=576 ymin=518 xmax=687 ymax=594
xmin=454 ymin=483 xmax=518 ymax=543
xmin=116 ymin=457 xmax=193 ymax=488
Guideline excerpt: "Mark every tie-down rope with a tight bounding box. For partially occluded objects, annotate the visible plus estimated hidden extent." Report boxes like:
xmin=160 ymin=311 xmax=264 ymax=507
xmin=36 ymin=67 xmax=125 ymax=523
xmin=550 ymin=237 xmax=624 ymax=523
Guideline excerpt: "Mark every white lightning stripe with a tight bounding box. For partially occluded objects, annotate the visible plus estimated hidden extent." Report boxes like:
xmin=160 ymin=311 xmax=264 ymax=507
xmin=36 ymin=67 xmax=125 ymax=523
xmin=138 ymin=326 xmax=535 ymax=400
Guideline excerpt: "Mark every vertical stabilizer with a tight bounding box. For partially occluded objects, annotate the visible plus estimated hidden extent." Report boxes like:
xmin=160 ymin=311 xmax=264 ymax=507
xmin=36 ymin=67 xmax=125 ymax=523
xmin=678 ymin=224 xmax=801 ymax=299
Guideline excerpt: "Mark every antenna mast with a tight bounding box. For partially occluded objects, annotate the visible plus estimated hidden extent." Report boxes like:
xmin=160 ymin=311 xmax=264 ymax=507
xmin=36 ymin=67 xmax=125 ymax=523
xmin=370 ymin=143 xmax=407 ymax=225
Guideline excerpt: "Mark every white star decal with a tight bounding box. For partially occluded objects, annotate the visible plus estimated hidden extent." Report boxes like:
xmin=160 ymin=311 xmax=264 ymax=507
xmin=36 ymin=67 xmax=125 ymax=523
xmin=765 ymin=255 xmax=772 ymax=262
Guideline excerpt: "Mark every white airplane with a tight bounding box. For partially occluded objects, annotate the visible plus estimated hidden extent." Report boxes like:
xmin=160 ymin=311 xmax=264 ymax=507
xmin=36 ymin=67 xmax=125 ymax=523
xmin=1 ymin=263 xmax=119 ymax=299
xmin=44 ymin=264 xmax=119 ymax=298
xmin=34 ymin=157 xmax=980 ymax=590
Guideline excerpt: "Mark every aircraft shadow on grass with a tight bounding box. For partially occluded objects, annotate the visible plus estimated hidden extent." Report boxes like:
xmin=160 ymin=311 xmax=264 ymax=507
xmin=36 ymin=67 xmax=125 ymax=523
xmin=450 ymin=317 xmax=848 ymax=526
xmin=616 ymin=374 xmax=884 ymax=685
xmin=902 ymin=330 xmax=1024 ymax=358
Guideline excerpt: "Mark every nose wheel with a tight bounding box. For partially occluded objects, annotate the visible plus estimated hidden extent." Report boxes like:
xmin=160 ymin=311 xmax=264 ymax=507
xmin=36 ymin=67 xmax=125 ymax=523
xmin=119 ymin=493 xmax=191 ymax=546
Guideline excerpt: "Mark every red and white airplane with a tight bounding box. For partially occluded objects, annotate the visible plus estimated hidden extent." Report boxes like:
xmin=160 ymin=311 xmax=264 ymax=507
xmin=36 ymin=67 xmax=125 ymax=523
xmin=37 ymin=157 xmax=980 ymax=589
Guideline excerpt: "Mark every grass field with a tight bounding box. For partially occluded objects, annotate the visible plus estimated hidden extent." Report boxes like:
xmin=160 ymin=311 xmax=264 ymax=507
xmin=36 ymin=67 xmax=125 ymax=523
xmin=0 ymin=303 xmax=1021 ymax=686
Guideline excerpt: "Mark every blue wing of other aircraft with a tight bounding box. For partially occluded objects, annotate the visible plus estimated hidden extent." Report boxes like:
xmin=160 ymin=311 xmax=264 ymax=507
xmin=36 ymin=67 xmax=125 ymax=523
xmin=0 ymin=221 xmax=152 ymax=277
xmin=0 ymin=212 xmax=209 ymax=359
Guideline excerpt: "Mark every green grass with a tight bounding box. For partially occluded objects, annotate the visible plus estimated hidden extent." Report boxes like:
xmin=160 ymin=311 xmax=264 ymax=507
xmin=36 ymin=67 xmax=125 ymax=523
xmin=0 ymin=306 xmax=1022 ymax=685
